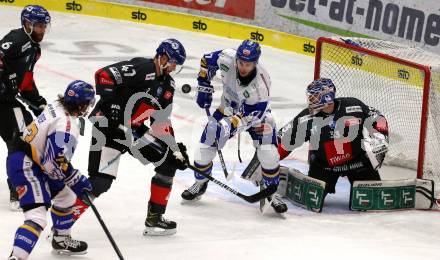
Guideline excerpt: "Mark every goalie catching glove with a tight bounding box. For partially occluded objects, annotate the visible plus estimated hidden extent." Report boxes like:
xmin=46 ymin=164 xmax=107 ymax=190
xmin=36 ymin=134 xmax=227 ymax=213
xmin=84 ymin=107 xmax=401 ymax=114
xmin=363 ymin=129 xmax=389 ymax=170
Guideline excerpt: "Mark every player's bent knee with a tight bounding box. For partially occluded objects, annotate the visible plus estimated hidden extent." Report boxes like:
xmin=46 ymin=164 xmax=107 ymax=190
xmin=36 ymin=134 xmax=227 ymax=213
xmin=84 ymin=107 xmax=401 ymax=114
xmin=194 ymin=145 xmax=216 ymax=165
xmin=154 ymin=166 xmax=176 ymax=185
xmin=257 ymin=144 xmax=280 ymax=170
xmin=88 ymin=173 xmax=114 ymax=197
xmin=24 ymin=206 xmax=47 ymax=230
xmin=52 ymin=185 xmax=77 ymax=208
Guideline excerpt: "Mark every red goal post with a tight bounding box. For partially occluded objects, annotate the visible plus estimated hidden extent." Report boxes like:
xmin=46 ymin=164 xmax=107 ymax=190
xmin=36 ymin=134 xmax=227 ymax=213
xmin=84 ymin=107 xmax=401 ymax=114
xmin=314 ymin=37 xmax=440 ymax=192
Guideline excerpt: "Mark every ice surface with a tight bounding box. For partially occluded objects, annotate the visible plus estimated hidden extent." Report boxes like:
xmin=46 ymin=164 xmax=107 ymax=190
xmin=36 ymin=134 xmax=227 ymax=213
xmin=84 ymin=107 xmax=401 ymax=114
xmin=0 ymin=6 xmax=438 ymax=260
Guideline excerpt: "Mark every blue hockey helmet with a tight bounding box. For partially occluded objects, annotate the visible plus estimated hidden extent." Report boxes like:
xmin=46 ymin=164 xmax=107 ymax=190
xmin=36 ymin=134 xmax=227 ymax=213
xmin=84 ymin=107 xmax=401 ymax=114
xmin=64 ymin=80 xmax=95 ymax=109
xmin=306 ymin=78 xmax=336 ymax=115
xmin=236 ymin=40 xmax=261 ymax=63
xmin=21 ymin=5 xmax=51 ymax=27
xmin=156 ymin=39 xmax=186 ymax=65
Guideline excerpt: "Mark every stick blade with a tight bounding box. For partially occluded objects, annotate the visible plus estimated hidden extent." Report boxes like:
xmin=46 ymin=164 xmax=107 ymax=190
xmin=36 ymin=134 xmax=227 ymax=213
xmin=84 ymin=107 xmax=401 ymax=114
xmin=241 ymin=185 xmax=277 ymax=203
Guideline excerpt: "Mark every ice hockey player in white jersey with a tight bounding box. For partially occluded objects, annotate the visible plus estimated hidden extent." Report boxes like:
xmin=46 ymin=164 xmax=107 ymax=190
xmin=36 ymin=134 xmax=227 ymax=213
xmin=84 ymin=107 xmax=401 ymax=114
xmin=181 ymin=40 xmax=287 ymax=213
xmin=6 ymin=80 xmax=95 ymax=259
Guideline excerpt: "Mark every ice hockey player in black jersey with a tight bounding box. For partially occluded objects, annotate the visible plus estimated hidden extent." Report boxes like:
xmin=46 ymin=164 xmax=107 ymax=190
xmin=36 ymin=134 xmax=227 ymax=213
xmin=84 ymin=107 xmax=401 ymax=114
xmin=243 ymin=78 xmax=389 ymax=206
xmin=72 ymin=39 xmax=189 ymax=236
xmin=0 ymin=5 xmax=51 ymax=211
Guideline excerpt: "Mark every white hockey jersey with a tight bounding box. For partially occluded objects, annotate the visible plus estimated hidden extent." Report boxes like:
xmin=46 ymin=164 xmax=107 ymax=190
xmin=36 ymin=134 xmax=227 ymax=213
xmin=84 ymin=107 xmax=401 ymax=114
xmin=198 ymin=48 xmax=272 ymax=132
xmin=22 ymin=101 xmax=80 ymax=180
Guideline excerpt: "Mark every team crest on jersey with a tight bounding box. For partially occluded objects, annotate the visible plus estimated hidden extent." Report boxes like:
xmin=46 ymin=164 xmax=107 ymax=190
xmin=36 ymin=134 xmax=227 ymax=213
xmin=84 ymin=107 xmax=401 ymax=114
xmin=164 ymin=91 xmax=173 ymax=100
xmin=157 ymin=86 xmax=163 ymax=96
xmin=328 ymin=119 xmax=336 ymax=129
xmin=344 ymin=118 xmax=361 ymax=126
xmin=16 ymin=185 xmax=28 ymax=199
xmin=220 ymin=64 xmax=229 ymax=72
xmin=346 ymin=106 xmax=363 ymax=113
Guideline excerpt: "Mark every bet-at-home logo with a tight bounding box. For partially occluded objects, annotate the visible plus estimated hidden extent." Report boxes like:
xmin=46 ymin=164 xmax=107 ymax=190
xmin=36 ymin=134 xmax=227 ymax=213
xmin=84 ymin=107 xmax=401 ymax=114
xmin=66 ymin=1 xmax=82 ymax=11
xmin=0 ymin=0 xmax=15 ymax=3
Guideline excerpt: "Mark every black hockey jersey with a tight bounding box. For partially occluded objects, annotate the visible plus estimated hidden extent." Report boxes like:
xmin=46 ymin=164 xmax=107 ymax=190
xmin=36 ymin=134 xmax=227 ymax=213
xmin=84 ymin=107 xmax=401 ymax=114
xmin=278 ymin=97 xmax=388 ymax=169
xmin=0 ymin=28 xmax=43 ymax=103
xmin=92 ymin=57 xmax=176 ymax=137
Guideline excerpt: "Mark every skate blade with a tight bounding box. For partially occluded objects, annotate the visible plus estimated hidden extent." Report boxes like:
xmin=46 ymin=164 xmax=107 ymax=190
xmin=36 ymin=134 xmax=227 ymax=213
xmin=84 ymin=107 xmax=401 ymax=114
xmin=181 ymin=196 xmax=202 ymax=204
xmin=52 ymin=249 xmax=87 ymax=256
xmin=259 ymin=198 xmax=272 ymax=213
xmin=143 ymin=227 xmax=177 ymax=236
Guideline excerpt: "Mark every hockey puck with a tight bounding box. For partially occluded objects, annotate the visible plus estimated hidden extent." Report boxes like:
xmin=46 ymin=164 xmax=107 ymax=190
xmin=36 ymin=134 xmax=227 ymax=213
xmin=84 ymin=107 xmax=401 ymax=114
xmin=181 ymin=84 xmax=191 ymax=94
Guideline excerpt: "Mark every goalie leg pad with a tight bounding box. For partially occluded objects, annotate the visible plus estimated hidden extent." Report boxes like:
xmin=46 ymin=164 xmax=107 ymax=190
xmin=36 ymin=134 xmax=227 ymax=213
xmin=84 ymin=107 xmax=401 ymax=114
xmin=285 ymin=168 xmax=326 ymax=213
xmin=350 ymin=178 xmax=435 ymax=211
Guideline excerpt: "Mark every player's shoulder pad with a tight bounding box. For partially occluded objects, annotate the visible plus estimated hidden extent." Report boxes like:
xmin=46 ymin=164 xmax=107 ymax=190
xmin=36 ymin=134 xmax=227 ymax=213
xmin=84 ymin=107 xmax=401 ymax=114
xmin=202 ymin=50 xmax=222 ymax=67
xmin=297 ymin=108 xmax=312 ymax=124
xmin=337 ymin=97 xmax=367 ymax=114
xmin=49 ymin=103 xmax=80 ymax=137
xmin=256 ymin=64 xmax=271 ymax=89
xmin=217 ymin=48 xmax=236 ymax=71
xmin=130 ymin=57 xmax=156 ymax=80
xmin=0 ymin=29 xmax=30 ymax=57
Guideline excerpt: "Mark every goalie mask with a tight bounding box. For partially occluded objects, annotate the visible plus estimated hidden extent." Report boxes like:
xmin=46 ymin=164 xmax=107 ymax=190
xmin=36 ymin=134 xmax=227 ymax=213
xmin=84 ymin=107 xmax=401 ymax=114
xmin=306 ymin=78 xmax=336 ymax=115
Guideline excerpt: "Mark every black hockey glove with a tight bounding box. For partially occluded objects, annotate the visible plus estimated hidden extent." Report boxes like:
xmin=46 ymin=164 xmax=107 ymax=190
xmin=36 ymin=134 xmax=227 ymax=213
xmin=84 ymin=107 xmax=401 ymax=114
xmin=5 ymin=129 xmax=31 ymax=155
xmin=29 ymin=96 xmax=47 ymax=117
xmin=166 ymin=143 xmax=189 ymax=170
xmin=108 ymin=103 xmax=122 ymax=128
xmin=0 ymin=73 xmax=18 ymax=102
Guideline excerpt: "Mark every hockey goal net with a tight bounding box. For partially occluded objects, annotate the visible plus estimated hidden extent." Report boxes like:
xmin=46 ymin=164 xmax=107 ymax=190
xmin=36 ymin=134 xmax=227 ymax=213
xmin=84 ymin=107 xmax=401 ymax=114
xmin=314 ymin=37 xmax=440 ymax=195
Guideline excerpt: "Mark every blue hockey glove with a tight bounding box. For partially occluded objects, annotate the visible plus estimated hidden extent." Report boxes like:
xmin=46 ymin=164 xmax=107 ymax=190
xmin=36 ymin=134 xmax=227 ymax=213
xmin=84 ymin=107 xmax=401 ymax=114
xmin=64 ymin=170 xmax=92 ymax=198
xmin=196 ymin=83 xmax=213 ymax=108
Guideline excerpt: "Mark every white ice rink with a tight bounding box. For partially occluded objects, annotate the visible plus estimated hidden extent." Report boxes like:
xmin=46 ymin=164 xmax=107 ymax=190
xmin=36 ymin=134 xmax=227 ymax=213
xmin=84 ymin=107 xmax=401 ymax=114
xmin=0 ymin=6 xmax=439 ymax=260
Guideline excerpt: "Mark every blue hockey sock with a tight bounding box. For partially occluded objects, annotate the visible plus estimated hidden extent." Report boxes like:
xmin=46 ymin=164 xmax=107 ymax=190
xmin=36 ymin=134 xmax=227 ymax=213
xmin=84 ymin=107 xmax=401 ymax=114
xmin=51 ymin=206 xmax=74 ymax=236
xmin=194 ymin=161 xmax=213 ymax=180
xmin=12 ymin=221 xmax=42 ymax=259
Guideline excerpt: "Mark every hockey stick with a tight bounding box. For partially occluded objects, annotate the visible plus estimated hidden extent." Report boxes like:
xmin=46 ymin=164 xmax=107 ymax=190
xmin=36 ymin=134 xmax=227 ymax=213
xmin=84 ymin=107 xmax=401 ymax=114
xmin=187 ymin=164 xmax=276 ymax=203
xmin=16 ymin=95 xmax=43 ymax=113
xmin=204 ymin=107 xmax=233 ymax=181
xmin=123 ymin=126 xmax=276 ymax=203
xmin=237 ymin=132 xmax=243 ymax=163
xmin=241 ymin=151 xmax=260 ymax=181
xmin=82 ymin=192 xmax=125 ymax=260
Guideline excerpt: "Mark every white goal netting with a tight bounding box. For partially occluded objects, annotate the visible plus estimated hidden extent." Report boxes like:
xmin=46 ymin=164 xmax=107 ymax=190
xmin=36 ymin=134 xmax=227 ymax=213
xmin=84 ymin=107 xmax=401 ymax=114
xmin=315 ymin=37 xmax=440 ymax=194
